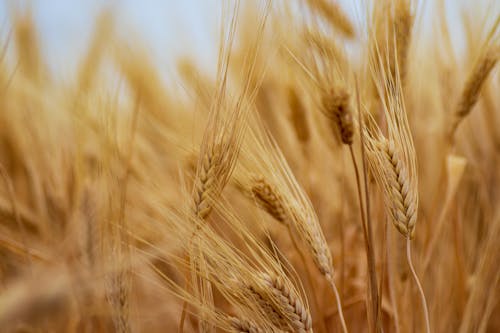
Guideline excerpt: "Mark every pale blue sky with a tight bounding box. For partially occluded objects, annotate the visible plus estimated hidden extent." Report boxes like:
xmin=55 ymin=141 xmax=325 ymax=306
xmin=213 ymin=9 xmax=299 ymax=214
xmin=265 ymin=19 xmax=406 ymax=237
xmin=0 ymin=0 xmax=497 ymax=77
xmin=0 ymin=0 xmax=219 ymax=75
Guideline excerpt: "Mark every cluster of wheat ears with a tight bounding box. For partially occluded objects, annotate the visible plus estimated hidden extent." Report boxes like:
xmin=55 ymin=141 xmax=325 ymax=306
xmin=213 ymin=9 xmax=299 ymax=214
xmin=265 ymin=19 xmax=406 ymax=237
xmin=0 ymin=0 xmax=499 ymax=332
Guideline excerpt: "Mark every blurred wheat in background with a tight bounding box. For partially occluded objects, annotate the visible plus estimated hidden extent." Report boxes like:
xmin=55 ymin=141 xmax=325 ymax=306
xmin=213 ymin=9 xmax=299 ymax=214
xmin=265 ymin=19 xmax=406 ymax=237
xmin=0 ymin=0 xmax=499 ymax=332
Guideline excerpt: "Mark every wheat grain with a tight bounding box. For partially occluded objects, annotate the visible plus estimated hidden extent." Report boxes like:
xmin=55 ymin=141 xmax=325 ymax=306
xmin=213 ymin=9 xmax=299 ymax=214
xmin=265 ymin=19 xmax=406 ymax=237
xmin=249 ymin=273 xmax=313 ymax=333
xmin=228 ymin=317 xmax=265 ymax=333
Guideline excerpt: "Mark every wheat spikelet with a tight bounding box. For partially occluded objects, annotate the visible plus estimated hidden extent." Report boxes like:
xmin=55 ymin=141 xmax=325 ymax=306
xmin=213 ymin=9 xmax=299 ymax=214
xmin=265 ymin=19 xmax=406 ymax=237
xmin=240 ymin=123 xmax=335 ymax=278
xmin=250 ymin=176 xmax=289 ymax=225
xmin=451 ymin=46 xmax=499 ymax=137
xmin=365 ymin=133 xmax=417 ymax=239
xmin=378 ymin=139 xmax=417 ymax=238
xmin=251 ymin=175 xmax=333 ymax=278
xmin=228 ymin=317 xmax=265 ymax=333
xmin=248 ymin=283 xmax=291 ymax=330
xmin=261 ymin=273 xmax=313 ymax=333
xmin=366 ymin=41 xmax=419 ymax=238
xmin=248 ymin=273 xmax=312 ymax=333
xmin=300 ymin=220 xmax=334 ymax=278
xmin=322 ymin=87 xmax=354 ymax=145
xmin=298 ymin=25 xmax=353 ymax=147
xmin=193 ymin=145 xmax=223 ymax=220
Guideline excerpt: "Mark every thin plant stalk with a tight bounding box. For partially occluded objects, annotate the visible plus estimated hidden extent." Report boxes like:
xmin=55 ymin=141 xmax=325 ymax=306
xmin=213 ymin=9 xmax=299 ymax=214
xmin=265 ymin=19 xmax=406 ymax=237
xmin=327 ymin=276 xmax=349 ymax=333
xmin=387 ymin=220 xmax=401 ymax=333
xmin=406 ymin=238 xmax=431 ymax=333
xmin=355 ymin=78 xmax=381 ymax=333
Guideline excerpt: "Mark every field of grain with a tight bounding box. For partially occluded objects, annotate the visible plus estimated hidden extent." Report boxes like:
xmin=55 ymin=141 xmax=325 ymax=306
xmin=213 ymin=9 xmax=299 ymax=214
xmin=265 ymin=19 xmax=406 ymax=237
xmin=0 ymin=1 xmax=499 ymax=332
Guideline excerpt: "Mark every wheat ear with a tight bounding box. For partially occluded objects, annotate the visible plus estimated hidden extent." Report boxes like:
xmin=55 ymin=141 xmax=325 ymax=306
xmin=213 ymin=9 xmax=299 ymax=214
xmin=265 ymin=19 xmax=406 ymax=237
xmin=228 ymin=317 xmax=265 ymax=333
xmin=288 ymin=86 xmax=311 ymax=144
xmin=250 ymin=273 xmax=312 ymax=333
xmin=450 ymin=46 xmax=498 ymax=139
xmin=378 ymin=139 xmax=417 ymax=238
xmin=193 ymin=145 xmax=222 ymax=220
xmin=322 ymin=87 xmax=354 ymax=145
xmin=249 ymin=175 xmax=328 ymax=333
xmin=255 ymin=181 xmax=348 ymax=331
xmin=251 ymin=176 xmax=289 ymax=224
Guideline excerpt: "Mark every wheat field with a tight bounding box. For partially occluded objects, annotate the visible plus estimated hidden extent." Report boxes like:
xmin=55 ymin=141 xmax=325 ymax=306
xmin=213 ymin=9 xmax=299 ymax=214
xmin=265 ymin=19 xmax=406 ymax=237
xmin=0 ymin=0 xmax=499 ymax=332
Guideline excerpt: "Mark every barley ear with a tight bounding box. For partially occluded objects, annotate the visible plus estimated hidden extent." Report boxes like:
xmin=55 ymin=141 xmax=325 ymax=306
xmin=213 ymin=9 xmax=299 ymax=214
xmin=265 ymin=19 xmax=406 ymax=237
xmin=450 ymin=46 xmax=498 ymax=139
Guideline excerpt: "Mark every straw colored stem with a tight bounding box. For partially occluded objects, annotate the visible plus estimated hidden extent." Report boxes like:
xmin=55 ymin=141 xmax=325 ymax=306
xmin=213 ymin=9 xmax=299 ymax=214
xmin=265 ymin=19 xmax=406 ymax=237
xmin=406 ymin=238 xmax=430 ymax=333
xmin=326 ymin=274 xmax=349 ymax=333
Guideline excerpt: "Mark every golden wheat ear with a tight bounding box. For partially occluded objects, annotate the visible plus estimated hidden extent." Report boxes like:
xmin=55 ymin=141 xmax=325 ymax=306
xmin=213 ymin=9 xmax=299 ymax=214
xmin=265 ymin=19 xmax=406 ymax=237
xmin=235 ymin=113 xmax=349 ymax=332
xmin=450 ymin=45 xmax=499 ymax=140
xmin=364 ymin=47 xmax=431 ymax=331
xmin=322 ymin=86 xmax=354 ymax=146
xmin=292 ymin=23 xmax=354 ymax=148
xmin=190 ymin=0 xmax=271 ymax=223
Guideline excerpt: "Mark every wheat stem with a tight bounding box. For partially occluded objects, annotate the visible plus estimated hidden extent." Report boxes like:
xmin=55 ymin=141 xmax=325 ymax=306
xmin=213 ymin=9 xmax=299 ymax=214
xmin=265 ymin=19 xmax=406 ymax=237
xmin=406 ymin=238 xmax=430 ymax=333
xmin=326 ymin=274 xmax=349 ymax=333
xmin=354 ymin=78 xmax=382 ymax=333
xmin=386 ymin=221 xmax=401 ymax=333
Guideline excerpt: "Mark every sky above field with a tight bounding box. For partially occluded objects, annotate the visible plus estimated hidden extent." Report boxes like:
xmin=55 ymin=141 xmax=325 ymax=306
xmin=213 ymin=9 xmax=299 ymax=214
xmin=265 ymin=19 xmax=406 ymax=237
xmin=0 ymin=0 xmax=497 ymax=77
xmin=0 ymin=0 xmax=221 ymax=75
